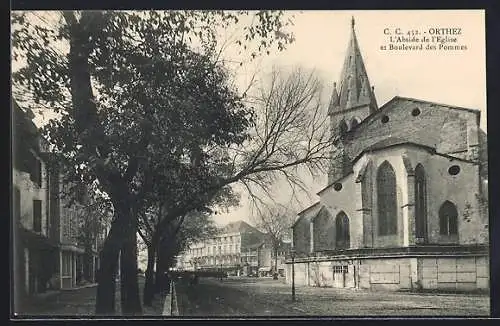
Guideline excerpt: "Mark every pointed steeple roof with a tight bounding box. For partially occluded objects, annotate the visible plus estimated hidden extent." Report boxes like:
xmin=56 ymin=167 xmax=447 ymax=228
xmin=329 ymin=17 xmax=378 ymax=115
xmin=327 ymin=82 xmax=339 ymax=115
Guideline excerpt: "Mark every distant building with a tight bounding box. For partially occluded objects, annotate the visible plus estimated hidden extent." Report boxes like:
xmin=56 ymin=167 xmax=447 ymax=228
xmin=288 ymin=18 xmax=489 ymax=292
xmin=257 ymin=237 xmax=291 ymax=277
xmin=176 ymin=221 xmax=266 ymax=276
xmin=12 ymin=102 xmax=106 ymax=310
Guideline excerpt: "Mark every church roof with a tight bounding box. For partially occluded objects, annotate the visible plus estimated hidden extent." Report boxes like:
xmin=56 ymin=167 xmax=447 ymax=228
xmin=347 ymin=96 xmax=481 ymax=135
xmin=292 ymin=202 xmax=320 ymax=229
xmin=296 ymin=201 xmax=320 ymax=217
xmin=351 ymin=138 xmax=475 ymax=165
xmin=364 ymin=137 xmax=411 ymax=151
xmin=316 ymin=169 xmax=353 ymax=196
xmin=310 ymin=206 xmax=331 ymax=223
xmin=329 ymin=17 xmax=377 ymax=115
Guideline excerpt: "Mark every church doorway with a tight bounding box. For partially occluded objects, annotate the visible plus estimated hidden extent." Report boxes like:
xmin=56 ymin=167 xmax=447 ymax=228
xmin=332 ymin=265 xmax=348 ymax=288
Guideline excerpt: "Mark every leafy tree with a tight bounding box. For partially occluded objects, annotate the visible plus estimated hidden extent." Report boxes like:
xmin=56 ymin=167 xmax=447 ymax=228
xmin=137 ymin=195 xmax=227 ymax=305
xmin=77 ymin=192 xmax=113 ymax=283
xmin=12 ymin=10 xmax=296 ymax=315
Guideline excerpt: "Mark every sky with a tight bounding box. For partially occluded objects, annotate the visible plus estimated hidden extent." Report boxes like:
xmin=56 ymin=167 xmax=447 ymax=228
xmin=12 ymin=10 xmax=487 ymax=229
xmin=213 ymin=9 xmax=487 ymax=227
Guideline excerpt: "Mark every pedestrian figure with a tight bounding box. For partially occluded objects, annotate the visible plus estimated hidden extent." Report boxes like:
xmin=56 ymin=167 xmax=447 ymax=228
xmin=189 ymin=273 xmax=196 ymax=286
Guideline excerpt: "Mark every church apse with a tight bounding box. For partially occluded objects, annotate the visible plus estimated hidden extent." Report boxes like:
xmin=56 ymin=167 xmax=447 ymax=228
xmin=286 ymin=17 xmax=488 ymax=293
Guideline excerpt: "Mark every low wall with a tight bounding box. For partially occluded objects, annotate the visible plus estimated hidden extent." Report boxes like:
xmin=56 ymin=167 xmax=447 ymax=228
xmin=418 ymin=256 xmax=489 ymax=291
xmin=285 ymin=255 xmax=489 ymax=292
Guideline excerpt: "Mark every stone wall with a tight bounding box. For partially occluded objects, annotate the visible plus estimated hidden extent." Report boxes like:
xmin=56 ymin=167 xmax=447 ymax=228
xmin=293 ymin=204 xmax=320 ymax=255
xmin=359 ymin=258 xmax=412 ymax=291
xmin=401 ymin=147 xmax=487 ymax=245
xmin=286 ymin=255 xmax=489 ymax=292
xmin=312 ymin=208 xmax=335 ymax=252
xmin=294 ymin=145 xmax=486 ymax=255
xmin=418 ymin=256 xmax=489 ymax=291
xmin=344 ymin=98 xmax=481 ymax=163
xmin=319 ymin=173 xmax=361 ymax=249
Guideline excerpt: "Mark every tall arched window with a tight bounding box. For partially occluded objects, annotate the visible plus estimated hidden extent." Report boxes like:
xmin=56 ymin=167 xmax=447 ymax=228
xmin=414 ymin=164 xmax=427 ymax=241
xmin=439 ymin=201 xmax=458 ymax=236
xmin=313 ymin=209 xmax=334 ymax=252
xmin=335 ymin=211 xmax=350 ymax=249
xmin=377 ymin=161 xmax=398 ymax=235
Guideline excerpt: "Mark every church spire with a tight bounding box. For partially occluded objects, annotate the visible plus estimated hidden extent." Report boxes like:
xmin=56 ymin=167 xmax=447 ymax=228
xmin=329 ymin=17 xmax=378 ymax=116
xmin=327 ymin=82 xmax=339 ymax=115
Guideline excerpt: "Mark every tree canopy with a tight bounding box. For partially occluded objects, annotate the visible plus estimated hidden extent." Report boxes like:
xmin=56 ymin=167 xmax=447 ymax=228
xmin=11 ymin=10 xmax=335 ymax=314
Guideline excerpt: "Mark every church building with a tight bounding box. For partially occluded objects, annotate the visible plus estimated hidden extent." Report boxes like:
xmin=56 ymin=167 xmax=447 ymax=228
xmin=286 ymin=18 xmax=489 ymax=292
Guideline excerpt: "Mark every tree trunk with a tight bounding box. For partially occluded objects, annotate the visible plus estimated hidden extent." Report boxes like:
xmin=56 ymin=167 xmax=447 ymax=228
xmin=154 ymin=229 xmax=182 ymax=296
xmin=82 ymin=233 xmax=95 ymax=282
xmin=119 ymin=249 xmax=126 ymax=313
xmin=155 ymin=235 xmax=171 ymax=294
xmin=95 ymin=222 xmax=120 ymax=315
xmin=154 ymin=248 xmax=163 ymax=294
xmin=95 ymin=198 xmax=142 ymax=315
xmin=120 ymin=225 xmax=142 ymax=315
xmin=143 ymin=244 xmax=156 ymax=306
xmin=63 ymin=10 xmax=142 ymax=316
xmin=273 ymin=247 xmax=278 ymax=280
xmin=83 ymin=249 xmax=93 ymax=282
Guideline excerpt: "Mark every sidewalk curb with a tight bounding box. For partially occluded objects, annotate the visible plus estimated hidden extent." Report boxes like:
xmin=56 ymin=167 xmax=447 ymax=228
xmin=162 ymin=282 xmax=179 ymax=316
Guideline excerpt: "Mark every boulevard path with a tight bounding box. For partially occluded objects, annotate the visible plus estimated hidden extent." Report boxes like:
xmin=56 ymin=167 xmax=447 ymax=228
xmin=14 ymin=275 xmax=164 ymax=317
xmin=175 ymin=277 xmax=490 ymax=317
xmin=14 ymin=275 xmax=489 ymax=317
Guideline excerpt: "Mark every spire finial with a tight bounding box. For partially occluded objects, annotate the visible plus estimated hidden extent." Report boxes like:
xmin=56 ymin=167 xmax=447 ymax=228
xmin=351 ymin=16 xmax=355 ymax=28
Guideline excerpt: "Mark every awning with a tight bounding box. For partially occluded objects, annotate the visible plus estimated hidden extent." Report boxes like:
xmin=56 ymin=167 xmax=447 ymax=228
xmin=258 ymin=267 xmax=272 ymax=272
xmin=60 ymin=244 xmax=85 ymax=254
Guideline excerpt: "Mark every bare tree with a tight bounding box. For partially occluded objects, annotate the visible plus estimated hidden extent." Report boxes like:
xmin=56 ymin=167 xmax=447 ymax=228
xmin=226 ymin=65 xmax=333 ymax=206
xmin=149 ymin=66 xmax=336 ymax=271
xmin=252 ymin=204 xmax=294 ymax=279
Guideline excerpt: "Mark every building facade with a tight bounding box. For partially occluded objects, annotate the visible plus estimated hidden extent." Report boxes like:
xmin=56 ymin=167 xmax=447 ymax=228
xmin=287 ymin=18 xmax=489 ymax=292
xmin=176 ymin=221 xmax=266 ymax=276
xmin=257 ymin=238 xmax=291 ymax=277
xmin=12 ymin=102 xmax=106 ymax=311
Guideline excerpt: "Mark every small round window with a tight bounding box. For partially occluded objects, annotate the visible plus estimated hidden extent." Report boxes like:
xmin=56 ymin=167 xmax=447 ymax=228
xmin=411 ymin=108 xmax=421 ymax=116
xmin=333 ymin=183 xmax=342 ymax=191
xmin=381 ymin=115 xmax=389 ymax=123
xmin=448 ymin=165 xmax=460 ymax=175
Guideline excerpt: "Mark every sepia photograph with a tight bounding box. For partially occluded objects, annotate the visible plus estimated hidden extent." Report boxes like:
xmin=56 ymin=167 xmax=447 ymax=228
xmin=11 ymin=9 xmax=489 ymax=318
